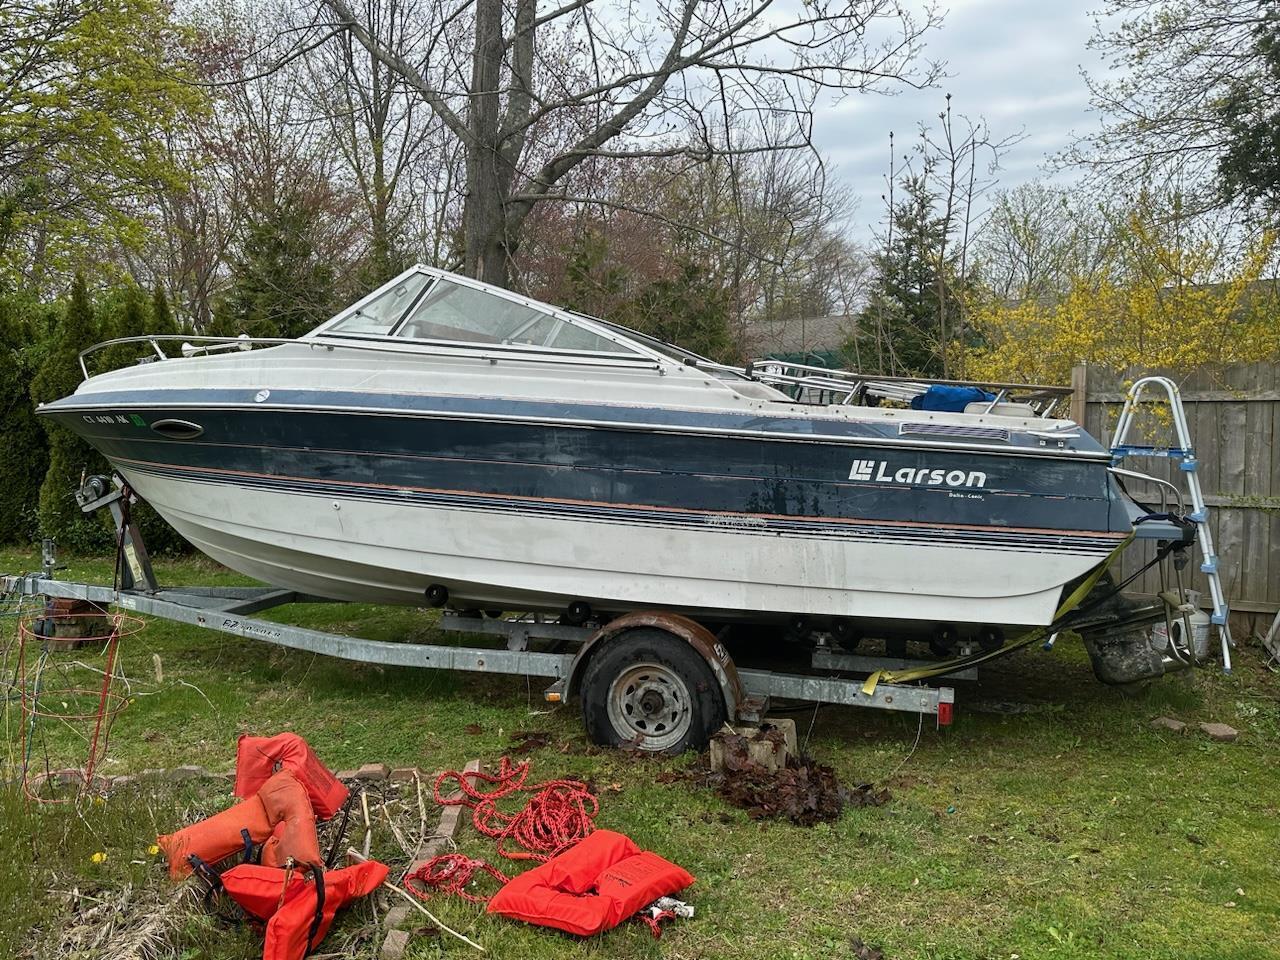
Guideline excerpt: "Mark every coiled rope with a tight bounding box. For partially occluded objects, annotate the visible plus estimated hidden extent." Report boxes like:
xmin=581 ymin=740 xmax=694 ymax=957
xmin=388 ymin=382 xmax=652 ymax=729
xmin=404 ymin=757 xmax=598 ymax=903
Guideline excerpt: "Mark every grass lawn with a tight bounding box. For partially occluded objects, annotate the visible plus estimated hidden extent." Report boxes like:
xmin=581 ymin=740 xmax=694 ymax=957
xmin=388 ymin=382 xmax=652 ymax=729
xmin=2 ymin=546 xmax=1278 ymax=960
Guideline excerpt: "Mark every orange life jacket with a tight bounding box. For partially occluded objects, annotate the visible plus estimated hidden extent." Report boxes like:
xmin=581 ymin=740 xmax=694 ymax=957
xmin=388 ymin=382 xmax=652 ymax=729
xmin=157 ymin=794 xmax=273 ymax=879
xmin=486 ymin=829 xmax=694 ymax=936
xmin=218 ymin=860 xmax=389 ymax=960
xmin=257 ymin=770 xmax=323 ymax=870
xmin=234 ymin=733 xmax=348 ymax=820
xmin=157 ymin=770 xmax=321 ymax=878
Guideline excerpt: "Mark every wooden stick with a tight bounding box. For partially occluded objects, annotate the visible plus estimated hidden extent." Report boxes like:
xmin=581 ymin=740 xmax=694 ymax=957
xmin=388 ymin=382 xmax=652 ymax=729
xmin=347 ymin=847 xmax=485 ymax=953
xmin=360 ymin=789 xmax=371 ymax=859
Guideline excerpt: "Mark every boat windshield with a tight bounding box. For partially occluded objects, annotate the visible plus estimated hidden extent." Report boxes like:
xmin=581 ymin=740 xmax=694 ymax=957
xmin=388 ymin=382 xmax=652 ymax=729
xmin=584 ymin=314 xmax=751 ymax=380
xmin=322 ymin=271 xmax=641 ymax=356
xmin=326 ymin=273 xmax=430 ymax=336
xmin=394 ymin=278 xmax=638 ymax=354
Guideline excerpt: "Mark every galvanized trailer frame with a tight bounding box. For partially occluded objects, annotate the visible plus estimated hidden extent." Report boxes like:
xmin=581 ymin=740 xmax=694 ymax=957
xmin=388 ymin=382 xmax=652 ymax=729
xmin=2 ymin=572 xmax=957 ymax=730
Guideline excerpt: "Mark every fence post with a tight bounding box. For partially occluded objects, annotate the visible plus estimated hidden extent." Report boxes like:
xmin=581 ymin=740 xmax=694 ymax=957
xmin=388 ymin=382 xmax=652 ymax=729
xmin=1070 ymin=362 xmax=1088 ymax=426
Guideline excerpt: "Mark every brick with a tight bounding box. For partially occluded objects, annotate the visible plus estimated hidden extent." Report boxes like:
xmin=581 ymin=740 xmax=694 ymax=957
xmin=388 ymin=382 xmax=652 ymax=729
xmin=384 ymin=905 xmax=411 ymax=929
xmin=335 ymin=770 xmax=359 ymax=782
xmin=380 ymin=929 xmax=411 ymax=960
xmin=390 ymin=766 xmax=422 ymax=783
xmin=1150 ymin=716 xmax=1187 ymax=733
xmin=169 ymin=765 xmax=209 ymax=781
xmin=1199 ymin=722 xmax=1239 ymax=742
xmin=355 ymin=763 xmax=390 ymax=781
xmin=435 ymin=759 xmax=479 ymax=839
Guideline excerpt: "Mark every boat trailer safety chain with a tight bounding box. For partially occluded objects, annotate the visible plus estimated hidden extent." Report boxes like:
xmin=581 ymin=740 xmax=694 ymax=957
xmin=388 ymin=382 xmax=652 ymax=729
xmin=861 ymin=532 xmax=1138 ymax=695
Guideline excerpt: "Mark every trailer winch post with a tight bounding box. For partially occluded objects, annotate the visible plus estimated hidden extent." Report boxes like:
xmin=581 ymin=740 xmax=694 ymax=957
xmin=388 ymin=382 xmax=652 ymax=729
xmin=76 ymin=474 xmax=158 ymax=593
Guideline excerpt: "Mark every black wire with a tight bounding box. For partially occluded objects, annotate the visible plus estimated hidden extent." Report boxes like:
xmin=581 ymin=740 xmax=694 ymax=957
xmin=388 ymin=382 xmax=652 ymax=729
xmin=323 ymin=793 xmax=355 ymax=869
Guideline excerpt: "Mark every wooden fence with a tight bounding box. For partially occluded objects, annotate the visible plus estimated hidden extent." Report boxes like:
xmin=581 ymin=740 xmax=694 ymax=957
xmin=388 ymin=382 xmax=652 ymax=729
xmin=1073 ymin=362 xmax=1279 ymax=617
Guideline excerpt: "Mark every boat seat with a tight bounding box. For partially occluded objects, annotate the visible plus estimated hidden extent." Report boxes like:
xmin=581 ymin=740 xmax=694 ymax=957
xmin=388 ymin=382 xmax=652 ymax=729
xmin=963 ymin=401 xmax=1037 ymax=417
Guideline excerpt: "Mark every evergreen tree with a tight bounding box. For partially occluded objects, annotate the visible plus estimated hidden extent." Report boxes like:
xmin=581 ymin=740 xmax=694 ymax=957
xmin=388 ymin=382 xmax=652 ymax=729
xmin=563 ymin=228 xmax=629 ymax=318
xmin=1217 ymin=10 xmax=1280 ymax=210
xmin=100 ymin=281 xmax=150 ymax=372
xmin=0 ymin=294 xmax=50 ymax=543
xmin=215 ymin=194 xmax=338 ymax=339
xmin=151 ymin=281 xmax=178 ymax=336
xmin=30 ymin=275 xmax=112 ymax=553
xmin=627 ymin=256 xmax=735 ymax=362
xmin=852 ymin=173 xmax=967 ymax=377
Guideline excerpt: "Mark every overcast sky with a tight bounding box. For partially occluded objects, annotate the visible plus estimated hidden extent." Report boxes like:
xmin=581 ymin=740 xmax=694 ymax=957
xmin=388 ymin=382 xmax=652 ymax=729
xmin=814 ymin=0 xmax=1111 ymax=245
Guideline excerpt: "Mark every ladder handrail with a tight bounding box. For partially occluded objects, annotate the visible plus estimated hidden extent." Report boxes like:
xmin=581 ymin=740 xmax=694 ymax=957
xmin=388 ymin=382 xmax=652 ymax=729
xmin=1109 ymin=375 xmax=1233 ymax=671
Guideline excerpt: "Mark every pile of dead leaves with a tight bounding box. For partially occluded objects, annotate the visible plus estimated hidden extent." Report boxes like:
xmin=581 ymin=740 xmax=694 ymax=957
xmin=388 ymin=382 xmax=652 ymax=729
xmin=697 ymin=732 xmax=889 ymax=827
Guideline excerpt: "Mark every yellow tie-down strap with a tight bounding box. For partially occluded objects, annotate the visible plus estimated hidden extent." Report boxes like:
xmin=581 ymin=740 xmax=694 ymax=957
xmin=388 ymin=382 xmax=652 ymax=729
xmin=860 ymin=533 xmax=1135 ymax=696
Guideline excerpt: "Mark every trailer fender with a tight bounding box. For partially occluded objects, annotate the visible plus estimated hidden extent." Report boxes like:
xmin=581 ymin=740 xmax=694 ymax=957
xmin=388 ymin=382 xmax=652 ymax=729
xmin=564 ymin=611 xmax=743 ymax=720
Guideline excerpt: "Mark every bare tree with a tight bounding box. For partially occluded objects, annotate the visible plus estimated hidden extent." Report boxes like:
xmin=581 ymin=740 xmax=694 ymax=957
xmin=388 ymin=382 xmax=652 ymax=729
xmin=301 ymin=0 xmax=446 ymax=281
xmin=317 ymin=0 xmax=941 ymax=288
xmin=917 ymin=96 xmax=1020 ymax=375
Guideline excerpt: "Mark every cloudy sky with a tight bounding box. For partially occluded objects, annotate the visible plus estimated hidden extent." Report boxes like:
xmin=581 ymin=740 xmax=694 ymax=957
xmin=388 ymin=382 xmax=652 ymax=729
xmin=813 ymin=0 xmax=1112 ymax=243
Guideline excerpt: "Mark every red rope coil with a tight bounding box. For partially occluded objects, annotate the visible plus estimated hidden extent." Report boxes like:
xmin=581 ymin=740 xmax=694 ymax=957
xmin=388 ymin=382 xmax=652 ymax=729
xmin=434 ymin=757 xmax=598 ymax=862
xmin=405 ymin=757 xmax=598 ymax=904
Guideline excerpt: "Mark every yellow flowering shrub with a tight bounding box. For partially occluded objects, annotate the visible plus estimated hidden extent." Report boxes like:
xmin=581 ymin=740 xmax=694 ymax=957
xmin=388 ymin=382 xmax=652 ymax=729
xmin=967 ymin=221 xmax=1278 ymax=384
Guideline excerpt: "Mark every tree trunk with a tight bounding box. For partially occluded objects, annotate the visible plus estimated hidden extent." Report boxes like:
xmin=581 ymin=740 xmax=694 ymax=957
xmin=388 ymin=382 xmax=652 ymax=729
xmin=462 ymin=0 xmax=510 ymax=288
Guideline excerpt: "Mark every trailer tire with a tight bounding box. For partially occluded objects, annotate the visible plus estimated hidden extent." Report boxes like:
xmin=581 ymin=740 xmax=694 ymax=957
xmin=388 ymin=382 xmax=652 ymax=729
xmin=580 ymin=628 xmax=726 ymax=754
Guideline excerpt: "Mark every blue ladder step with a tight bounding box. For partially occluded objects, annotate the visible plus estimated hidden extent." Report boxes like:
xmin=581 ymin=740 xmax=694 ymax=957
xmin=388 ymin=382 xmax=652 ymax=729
xmin=1110 ymin=445 xmax=1194 ymax=459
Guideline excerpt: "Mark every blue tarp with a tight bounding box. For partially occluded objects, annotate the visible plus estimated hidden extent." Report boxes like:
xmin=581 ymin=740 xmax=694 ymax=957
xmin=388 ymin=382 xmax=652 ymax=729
xmin=909 ymin=385 xmax=996 ymax=412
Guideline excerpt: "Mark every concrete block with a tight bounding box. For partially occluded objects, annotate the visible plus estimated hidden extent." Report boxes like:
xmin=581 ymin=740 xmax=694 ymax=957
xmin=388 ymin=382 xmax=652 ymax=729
xmin=380 ymin=929 xmax=411 ymax=960
xmin=384 ymin=905 xmax=411 ymax=929
xmin=1200 ymin=722 xmax=1239 ymax=742
xmin=44 ymin=636 xmax=95 ymax=652
xmin=1150 ymin=716 xmax=1187 ymax=733
xmin=355 ymin=762 xmax=390 ymax=781
xmin=390 ymin=766 xmax=423 ymax=783
xmin=436 ymin=759 xmax=479 ymax=838
xmin=710 ymin=718 xmax=797 ymax=773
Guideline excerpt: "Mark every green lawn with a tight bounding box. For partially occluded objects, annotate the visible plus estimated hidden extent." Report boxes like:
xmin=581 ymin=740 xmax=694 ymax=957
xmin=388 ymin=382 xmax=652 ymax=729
xmin=2 ymin=547 xmax=1278 ymax=960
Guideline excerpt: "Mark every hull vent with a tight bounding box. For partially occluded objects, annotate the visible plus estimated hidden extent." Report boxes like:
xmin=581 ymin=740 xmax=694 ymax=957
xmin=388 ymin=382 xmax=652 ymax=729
xmin=899 ymin=422 xmax=1011 ymax=442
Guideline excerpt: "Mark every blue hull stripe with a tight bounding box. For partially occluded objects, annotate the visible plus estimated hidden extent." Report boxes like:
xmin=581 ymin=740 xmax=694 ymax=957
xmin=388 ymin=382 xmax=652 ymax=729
xmin=43 ymin=387 xmax=1110 ymax=459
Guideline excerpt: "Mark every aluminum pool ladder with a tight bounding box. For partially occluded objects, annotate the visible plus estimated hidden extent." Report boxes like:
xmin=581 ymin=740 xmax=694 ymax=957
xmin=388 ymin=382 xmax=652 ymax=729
xmin=1109 ymin=375 xmax=1233 ymax=670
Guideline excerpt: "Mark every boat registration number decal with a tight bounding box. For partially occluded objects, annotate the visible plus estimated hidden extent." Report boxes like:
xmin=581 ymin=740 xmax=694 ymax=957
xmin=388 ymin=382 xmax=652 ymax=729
xmin=848 ymin=458 xmax=987 ymax=489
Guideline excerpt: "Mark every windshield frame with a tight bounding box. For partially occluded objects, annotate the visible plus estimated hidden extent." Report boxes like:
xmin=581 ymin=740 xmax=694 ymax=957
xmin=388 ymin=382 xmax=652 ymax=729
xmin=306 ymin=265 xmax=671 ymax=366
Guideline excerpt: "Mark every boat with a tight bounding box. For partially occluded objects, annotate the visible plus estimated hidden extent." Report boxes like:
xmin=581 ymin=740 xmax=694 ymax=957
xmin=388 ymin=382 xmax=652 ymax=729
xmin=39 ymin=265 xmax=1146 ymax=638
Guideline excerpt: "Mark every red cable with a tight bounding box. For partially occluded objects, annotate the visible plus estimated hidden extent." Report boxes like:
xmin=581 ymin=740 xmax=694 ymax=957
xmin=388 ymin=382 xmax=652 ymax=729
xmin=638 ymin=909 xmax=676 ymax=939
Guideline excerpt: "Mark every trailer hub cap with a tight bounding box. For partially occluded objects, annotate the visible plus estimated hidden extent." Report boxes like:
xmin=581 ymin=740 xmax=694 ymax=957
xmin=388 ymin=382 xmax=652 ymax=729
xmin=607 ymin=662 xmax=692 ymax=750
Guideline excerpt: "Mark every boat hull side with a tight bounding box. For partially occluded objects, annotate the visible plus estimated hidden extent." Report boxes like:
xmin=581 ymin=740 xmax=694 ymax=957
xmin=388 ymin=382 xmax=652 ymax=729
xmin=121 ymin=467 xmax=1117 ymax=628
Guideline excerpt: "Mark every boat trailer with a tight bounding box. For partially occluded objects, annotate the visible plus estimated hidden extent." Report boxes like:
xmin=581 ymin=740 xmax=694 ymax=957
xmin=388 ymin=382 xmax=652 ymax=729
xmin=1 ymin=479 xmax=962 ymax=751
xmin=3 ymin=564 xmax=956 ymax=727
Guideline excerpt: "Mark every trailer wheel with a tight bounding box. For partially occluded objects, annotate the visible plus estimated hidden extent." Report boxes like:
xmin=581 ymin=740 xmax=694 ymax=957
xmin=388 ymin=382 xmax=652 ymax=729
xmin=580 ymin=628 xmax=726 ymax=754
